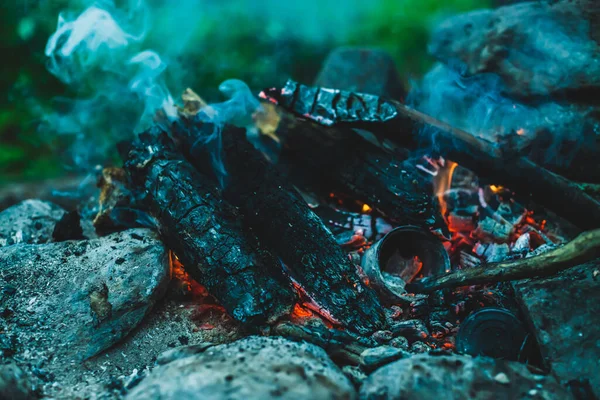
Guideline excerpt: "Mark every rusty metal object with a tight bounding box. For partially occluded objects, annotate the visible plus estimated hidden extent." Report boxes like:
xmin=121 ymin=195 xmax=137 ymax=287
xmin=455 ymin=307 xmax=528 ymax=361
xmin=361 ymin=226 xmax=450 ymax=304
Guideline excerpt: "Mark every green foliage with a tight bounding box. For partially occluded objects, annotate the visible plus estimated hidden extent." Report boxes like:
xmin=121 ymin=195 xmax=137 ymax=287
xmin=348 ymin=0 xmax=493 ymax=80
xmin=0 ymin=0 xmax=491 ymax=184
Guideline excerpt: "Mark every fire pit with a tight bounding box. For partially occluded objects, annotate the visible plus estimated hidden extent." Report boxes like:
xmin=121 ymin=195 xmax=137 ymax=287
xmin=2 ymin=0 xmax=600 ymax=399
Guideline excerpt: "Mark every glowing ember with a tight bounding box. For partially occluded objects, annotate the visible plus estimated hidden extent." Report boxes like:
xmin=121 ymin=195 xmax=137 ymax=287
xmin=169 ymin=251 xmax=209 ymax=297
xmin=516 ymin=128 xmax=525 ymax=136
xmin=361 ymin=203 xmax=373 ymax=213
xmin=291 ymin=303 xmax=314 ymax=319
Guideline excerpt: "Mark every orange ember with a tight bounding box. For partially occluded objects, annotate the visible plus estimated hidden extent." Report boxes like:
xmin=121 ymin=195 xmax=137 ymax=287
xmin=169 ymin=251 xmax=209 ymax=297
xmin=516 ymin=128 xmax=525 ymax=136
xmin=291 ymin=303 xmax=314 ymax=318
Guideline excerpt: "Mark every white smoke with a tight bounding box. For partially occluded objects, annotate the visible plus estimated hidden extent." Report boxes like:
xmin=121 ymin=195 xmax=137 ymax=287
xmin=409 ymin=63 xmax=592 ymax=166
xmin=42 ymin=0 xmax=175 ymax=170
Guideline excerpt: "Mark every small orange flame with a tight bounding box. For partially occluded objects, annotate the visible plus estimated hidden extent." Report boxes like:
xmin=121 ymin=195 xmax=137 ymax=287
xmin=433 ymin=160 xmax=458 ymax=222
xmin=361 ymin=203 xmax=372 ymax=213
xmin=489 ymin=185 xmax=504 ymax=194
xmin=516 ymin=128 xmax=525 ymax=136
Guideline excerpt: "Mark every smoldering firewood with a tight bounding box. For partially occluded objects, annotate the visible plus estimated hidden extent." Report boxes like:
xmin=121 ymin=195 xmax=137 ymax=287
xmin=170 ymin=117 xmax=386 ymax=335
xmin=406 ymin=229 xmax=600 ymax=293
xmin=122 ymin=130 xmax=296 ymax=325
xmin=387 ymin=319 xmax=430 ymax=342
xmin=273 ymin=321 xmax=377 ymax=365
xmin=263 ymin=80 xmax=600 ymax=231
xmin=255 ymin=104 xmax=448 ymax=237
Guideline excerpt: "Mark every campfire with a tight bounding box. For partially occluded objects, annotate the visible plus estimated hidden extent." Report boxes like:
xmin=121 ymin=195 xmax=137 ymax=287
xmin=2 ymin=1 xmax=600 ymax=399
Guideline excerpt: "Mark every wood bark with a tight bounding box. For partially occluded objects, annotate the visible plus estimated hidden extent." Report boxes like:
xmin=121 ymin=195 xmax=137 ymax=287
xmin=263 ymin=81 xmax=600 ymax=231
xmin=386 ymin=103 xmax=600 ymax=231
xmin=123 ymin=130 xmax=296 ymax=325
xmin=170 ymin=118 xmax=386 ymax=335
xmin=265 ymin=106 xmax=448 ymax=237
xmin=406 ymin=229 xmax=600 ymax=293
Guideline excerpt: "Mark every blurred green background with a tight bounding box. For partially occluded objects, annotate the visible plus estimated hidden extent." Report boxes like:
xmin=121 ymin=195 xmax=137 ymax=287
xmin=0 ymin=0 xmax=493 ymax=184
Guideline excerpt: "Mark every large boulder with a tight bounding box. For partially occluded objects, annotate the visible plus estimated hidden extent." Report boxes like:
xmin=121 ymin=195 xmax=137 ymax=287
xmin=429 ymin=1 xmax=600 ymax=97
xmin=513 ymin=262 xmax=600 ymax=398
xmin=315 ymin=47 xmax=406 ymax=100
xmin=127 ymin=336 xmax=356 ymax=400
xmin=0 ymin=200 xmax=65 ymax=247
xmin=359 ymin=353 xmax=570 ymax=399
xmin=0 ymin=228 xmax=170 ymax=393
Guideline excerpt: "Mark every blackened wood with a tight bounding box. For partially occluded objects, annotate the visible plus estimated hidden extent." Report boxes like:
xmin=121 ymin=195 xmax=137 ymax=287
xmin=264 ymin=80 xmax=600 ymax=231
xmin=123 ymin=130 xmax=296 ymax=325
xmin=273 ymin=321 xmax=376 ymax=365
xmin=406 ymin=229 xmax=600 ymax=293
xmin=171 ymin=119 xmax=386 ymax=335
xmin=264 ymin=106 xmax=448 ymax=237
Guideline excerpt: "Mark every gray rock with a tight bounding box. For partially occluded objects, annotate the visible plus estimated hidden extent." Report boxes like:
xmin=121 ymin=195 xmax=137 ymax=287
xmin=0 ymin=228 xmax=170 ymax=365
xmin=429 ymin=1 xmax=600 ymax=97
xmin=0 ymin=364 xmax=34 ymax=400
xmin=42 ymin=280 xmax=244 ymax=399
xmin=315 ymin=47 xmax=406 ymax=100
xmin=513 ymin=262 xmax=600 ymax=397
xmin=0 ymin=199 xmax=65 ymax=246
xmin=360 ymin=346 xmax=405 ymax=372
xmin=342 ymin=365 xmax=367 ymax=388
xmin=409 ymin=341 xmax=430 ymax=354
xmin=414 ymin=62 xmax=600 ymax=181
xmin=156 ymin=343 xmax=215 ymax=365
xmin=388 ymin=336 xmax=409 ymax=350
xmin=359 ymin=354 xmax=570 ymax=399
xmin=127 ymin=336 xmax=356 ymax=400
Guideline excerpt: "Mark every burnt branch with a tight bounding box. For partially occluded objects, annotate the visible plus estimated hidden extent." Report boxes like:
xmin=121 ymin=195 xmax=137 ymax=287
xmin=261 ymin=105 xmax=448 ymax=236
xmin=406 ymin=229 xmax=600 ymax=293
xmin=263 ymin=80 xmax=600 ymax=231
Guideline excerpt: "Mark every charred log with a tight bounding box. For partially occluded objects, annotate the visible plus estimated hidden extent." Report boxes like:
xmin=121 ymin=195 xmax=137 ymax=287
xmin=406 ymin=229 xmax=600 ymax=293
xmin=263 ymin=80 xmax=600 ymax=231
xmin=259 ymin=105 xmax=448 ymax=236
xmin=170 ymin=118 xmax=386 ymax=335
xmin=273 ymin=321 xmax=377 ymax=365
xmin=123 ymin=130 xmax=296 ymax=325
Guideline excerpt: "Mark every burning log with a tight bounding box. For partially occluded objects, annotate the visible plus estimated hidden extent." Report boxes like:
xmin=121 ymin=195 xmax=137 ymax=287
xmin=123 ymin=130 xmax=296 ymax=325
xmin=263 ymin=80 xmax=600 ymax=231
xmin=255 ymin=104 xmax=448 ymax=235
xmin=170 ymin=117 xmax=386 ymax=335
xmin=406 ymin=229 xmax=600 ymax=293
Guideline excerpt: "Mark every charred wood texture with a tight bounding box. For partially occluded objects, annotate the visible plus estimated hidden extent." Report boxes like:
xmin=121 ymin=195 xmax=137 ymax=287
xmin=263 ymin=106 xmax=447 ymax=236
xmin=273 ymin=321 xmax=376 ymax=365
xmin=170 ymin=118 xmax=385 ymax=335
xmin=263 ymin=80 xmax=600 ymax=231
xmin=123 ymin=130 xmax=296 ymax=325
xmin=407 ymin=229 xmax=600 ymax=293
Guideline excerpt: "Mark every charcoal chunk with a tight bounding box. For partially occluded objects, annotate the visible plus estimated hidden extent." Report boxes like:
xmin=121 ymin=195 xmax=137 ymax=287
xmin=52 ymin=209 xmax=85 ymax=241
